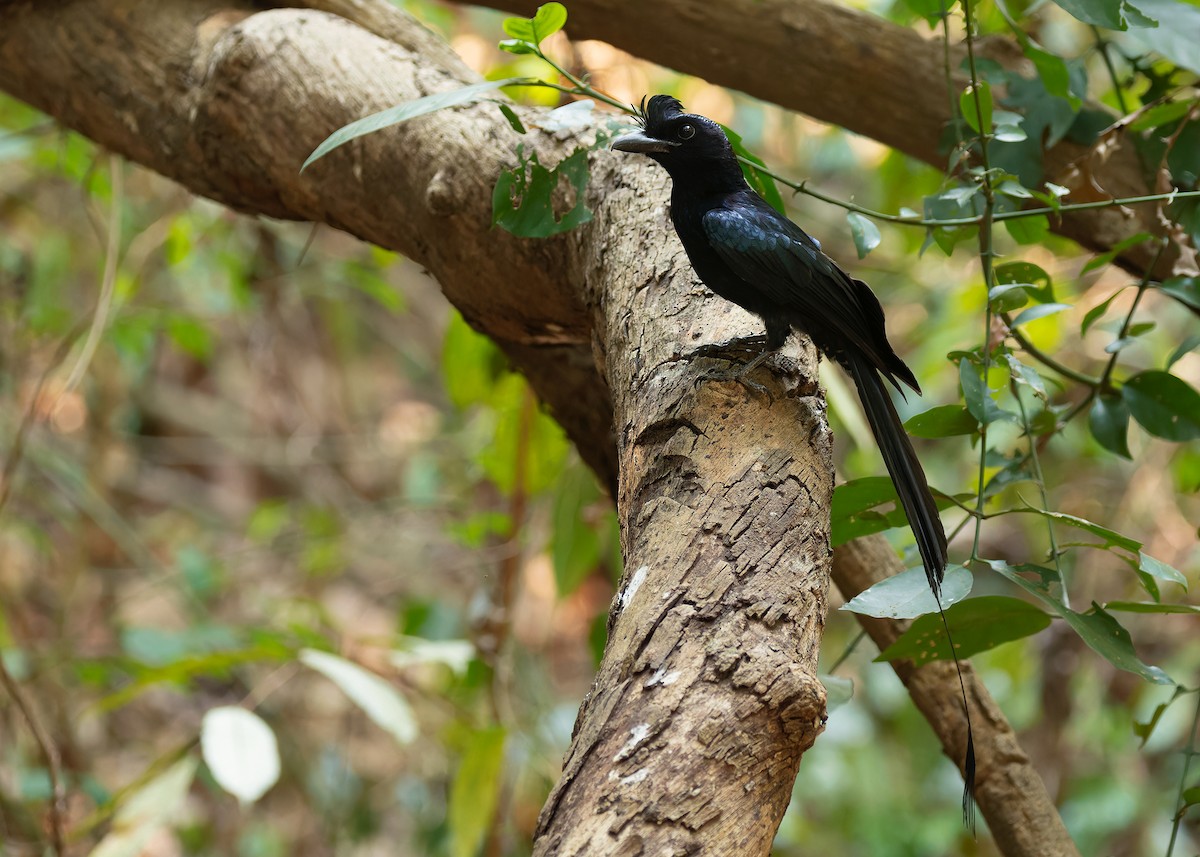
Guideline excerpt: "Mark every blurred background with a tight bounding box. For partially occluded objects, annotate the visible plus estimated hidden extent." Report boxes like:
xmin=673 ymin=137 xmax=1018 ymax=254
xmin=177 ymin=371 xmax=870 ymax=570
xmin=0 ymin=0 xmax=1197 ymax=855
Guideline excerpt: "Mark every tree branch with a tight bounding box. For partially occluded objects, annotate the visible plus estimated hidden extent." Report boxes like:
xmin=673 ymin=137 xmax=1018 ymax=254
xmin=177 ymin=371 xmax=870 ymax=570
xmin=0 ymin=1 xmax=1077 ymax=853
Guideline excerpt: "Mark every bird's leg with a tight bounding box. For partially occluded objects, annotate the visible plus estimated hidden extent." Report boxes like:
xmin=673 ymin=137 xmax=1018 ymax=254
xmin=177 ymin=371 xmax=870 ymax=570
xmin=686 ymin=320 xmax=790 ymax=399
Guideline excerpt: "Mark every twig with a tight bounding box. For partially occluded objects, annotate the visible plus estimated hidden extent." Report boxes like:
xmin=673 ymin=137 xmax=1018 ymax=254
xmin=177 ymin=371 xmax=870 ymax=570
xmin=0 ymin=656 xmax=66 ymax=856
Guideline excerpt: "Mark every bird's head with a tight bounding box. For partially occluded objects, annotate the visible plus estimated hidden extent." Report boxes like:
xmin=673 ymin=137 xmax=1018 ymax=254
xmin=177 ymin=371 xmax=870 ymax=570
xmin=611 ymin=95 xmax=736 ymax=176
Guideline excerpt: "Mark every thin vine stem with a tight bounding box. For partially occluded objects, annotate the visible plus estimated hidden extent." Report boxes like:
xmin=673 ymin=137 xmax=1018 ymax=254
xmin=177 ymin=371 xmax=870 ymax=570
xmin=1092 ymin=26 xmax=1131 ymax=114
xmin=959 ymin=0 xmax=998 ymax=563
xmin=1166 ymin=688 xmax=1200 ymax=857
xmin=1011 ymin=378 xmax=1068 ymax=606
xmin=517 ymin=79 xmax=1200 ymax=228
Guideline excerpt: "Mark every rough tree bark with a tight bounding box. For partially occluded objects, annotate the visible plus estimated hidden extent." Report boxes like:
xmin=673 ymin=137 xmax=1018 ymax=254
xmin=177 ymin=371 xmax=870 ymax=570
xmin=0 ymin=0 xmax=1108 ymax=853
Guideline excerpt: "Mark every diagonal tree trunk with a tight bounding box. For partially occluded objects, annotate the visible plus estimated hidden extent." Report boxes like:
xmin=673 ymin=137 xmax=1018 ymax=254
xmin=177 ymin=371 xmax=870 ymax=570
xmin=0 ymin=1 xmax=1080 ymax=853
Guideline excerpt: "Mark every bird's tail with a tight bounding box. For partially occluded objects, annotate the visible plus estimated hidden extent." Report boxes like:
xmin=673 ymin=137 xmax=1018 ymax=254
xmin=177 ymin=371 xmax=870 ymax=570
xmin=843 ymin=351 xmax=947 ymax=595
xmin=844 ymin=351 xmax=976 ymax=832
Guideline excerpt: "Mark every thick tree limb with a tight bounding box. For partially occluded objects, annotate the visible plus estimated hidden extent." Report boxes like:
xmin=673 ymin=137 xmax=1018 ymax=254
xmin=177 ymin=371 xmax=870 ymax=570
xmin=0 ymin=1 xmax=1077 ymax=853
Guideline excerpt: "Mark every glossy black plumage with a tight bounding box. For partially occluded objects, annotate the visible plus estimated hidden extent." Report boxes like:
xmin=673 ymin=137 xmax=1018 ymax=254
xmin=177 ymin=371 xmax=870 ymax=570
xmin=613 ymin=95 xmax=974 ymax=828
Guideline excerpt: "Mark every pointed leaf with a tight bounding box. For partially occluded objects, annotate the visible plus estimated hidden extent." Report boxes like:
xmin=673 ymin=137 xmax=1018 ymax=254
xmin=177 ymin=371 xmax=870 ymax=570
xmin=820 ymin=674 xmax=855 ymax=711
xmin=300 ymin=649 xmax=417 ymax=744
xmin=303 ymin=79 xmax=527 ymax=171
xmin=1064 ymin=603 xmax=1173 ymax=684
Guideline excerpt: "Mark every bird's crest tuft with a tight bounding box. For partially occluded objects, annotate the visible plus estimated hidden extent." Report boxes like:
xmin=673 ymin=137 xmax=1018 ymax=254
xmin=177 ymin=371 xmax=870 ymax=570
xmin=635 ymin=94 xmax=685 ymax=131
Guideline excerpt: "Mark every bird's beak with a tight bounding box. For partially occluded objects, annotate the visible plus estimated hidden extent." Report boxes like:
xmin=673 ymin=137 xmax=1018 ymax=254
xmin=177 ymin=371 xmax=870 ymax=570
xmin=611 ymin=130 xmax=678 ymax=154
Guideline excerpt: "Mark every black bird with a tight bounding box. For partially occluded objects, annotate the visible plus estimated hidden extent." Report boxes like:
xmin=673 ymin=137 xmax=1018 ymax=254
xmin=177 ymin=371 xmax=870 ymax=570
xmin=613 ymin=94 xmax=975 ymax=827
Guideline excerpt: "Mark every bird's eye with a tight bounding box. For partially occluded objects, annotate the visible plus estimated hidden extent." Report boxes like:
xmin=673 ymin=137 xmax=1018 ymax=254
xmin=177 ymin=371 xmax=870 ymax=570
xmin=678 ymin=124 xmax=696 ymax=140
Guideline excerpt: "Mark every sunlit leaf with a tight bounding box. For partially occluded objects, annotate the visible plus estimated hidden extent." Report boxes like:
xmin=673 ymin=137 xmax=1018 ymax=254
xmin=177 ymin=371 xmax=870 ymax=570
xmin=1004 ymin=213 xmax=1050 ymax=245
xmin=1012 ymin=302 xmax=1071 ymax=326
xmin=840 ymin=564 xmax=972 ymax=618
xmin=502 ymin=2 xmax=567 ymax=45
xmin=303 ymin=79 xmax=527 ymax=171
xmin=847 ymin=211 xmax=882 ymax=258
xmin=201 ymin=707 xmax=280 ymax=805
xmin=389 ymin=638 xmax=475 ymax=675
xmin=299 ymin=649 xmax=417 ymax=745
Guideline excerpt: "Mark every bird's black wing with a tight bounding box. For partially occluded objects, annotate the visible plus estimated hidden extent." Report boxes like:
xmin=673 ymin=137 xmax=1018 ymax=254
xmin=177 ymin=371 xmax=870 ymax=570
xmin=702 ymin=194 xmax=916 ymax=391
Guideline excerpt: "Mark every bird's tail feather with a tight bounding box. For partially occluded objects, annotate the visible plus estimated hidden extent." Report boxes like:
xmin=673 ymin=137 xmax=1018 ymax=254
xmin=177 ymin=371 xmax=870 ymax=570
xmin=844 ymin=351 xmax=975 ymax=832
xmin=844 ymin=352 xmax=948 ymax=595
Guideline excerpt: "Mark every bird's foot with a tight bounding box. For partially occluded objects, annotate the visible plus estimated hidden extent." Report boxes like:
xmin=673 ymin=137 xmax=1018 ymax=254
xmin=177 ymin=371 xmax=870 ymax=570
xmin=693 ymin=347 xmax=775 ymax=402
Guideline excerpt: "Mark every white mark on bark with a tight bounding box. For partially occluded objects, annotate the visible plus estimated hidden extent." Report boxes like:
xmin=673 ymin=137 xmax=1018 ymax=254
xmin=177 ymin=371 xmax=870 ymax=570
xmin=645 ymin=667 xmax=681 ymax=687
xmin=621 ymin=767 xmax=649 ymax=786
xmin=614 ymin=723 xmax=651 ymax=761
xmin=619 ymin=565 xmax=649 ymax=610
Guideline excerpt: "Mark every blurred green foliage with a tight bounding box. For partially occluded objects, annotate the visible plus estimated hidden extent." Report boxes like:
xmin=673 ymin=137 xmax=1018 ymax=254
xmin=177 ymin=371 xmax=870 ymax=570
xmin=1 ymin=0 xmax=1199 ymax=855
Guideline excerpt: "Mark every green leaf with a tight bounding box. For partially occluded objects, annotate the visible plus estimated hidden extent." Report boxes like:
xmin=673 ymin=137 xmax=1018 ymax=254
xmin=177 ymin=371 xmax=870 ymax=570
xmin=551 ymin=466 xmax=603 ymax=596
xmin=985 ymin=560 xmax=1173 ymax=683
xmin=1011 ymin=301 xmax=1071 ymax=326
xmin=492 ymin=146 xmax=593 ymax=238
xmin=1139 ymin=551 xmax=1188 ymax=592
xmin=1105 ymin=601 xmax=1200 ymax=613
xmin=994 ymin=260 xmax=1054 ymax=303
xmin=1158 ymin=276 xmax=1200 ymax=312
xmin=1050 ymin=0 xmax=1158 ymax=30
xmin=1167 ymin=333 xmax=1200 ymax=370
xmin=1065 ymin=603 xmax=1173 ymax=684
xmin=449 ymin=726 xmax=507 ymax=857
xmin=960 ymin=82 xmax=993 ymax=135
xmin=1133 ymin=685 xmax=1187 ymax=745
xmin=1081 ymin=289 xmax=1124 ymax=335
xmin=904 ymin=404 xmax=979 ymax=438
xmin=840 ymin=564 xmax=972 ymax=618
xmin=1081 ymin=232 xmax=1154 ymax=274
xmin=1128 ymin=100 xmax=1195 ymax=132
xmin=303 ymin=79 xmax=527 ymax=171
xmin=1017 ymin=507 xmax=1142 ymax=552
xmin=503 ymin=2 xmax=567 ymax=46
xmin=1004 ymin=213 xmax=1050 ymax=245
xmin=1089 ymin=392 xmax=1132 ymax=458
xmin=1126 ymin=0 xmax=1200 ymax=75
xmin=442 ymin=311 xmax=507 ymax=410
xmin=497 ymin=102 xmax=527 ymax=134
xmin=830 ymin=476 xmax=905 ymax=546
xmin=497 ymin=39 xmax=538 ymax=55
xmin=724 ymin=126 xmax=786 ymax=214
xmin=1122 ymin=370 xmax=1200 ymax=441
xmin=876 ymin=596 xmax=1052 ymax=665
xmin=959 ymin=358 xmax=1012 ymax=425
xmin=847 ymin=212 xmax=882 ymax=259
xmin=1182 ymin=786 xmax=1200 ymax=808
xmin=1005 ymin=354 xmax=1048 ymax=400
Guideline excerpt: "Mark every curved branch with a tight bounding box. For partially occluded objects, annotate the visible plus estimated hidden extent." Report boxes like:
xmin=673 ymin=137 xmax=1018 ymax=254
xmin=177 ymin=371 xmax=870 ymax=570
xmin=0 ymin=1 xmax=1076 ymax=853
